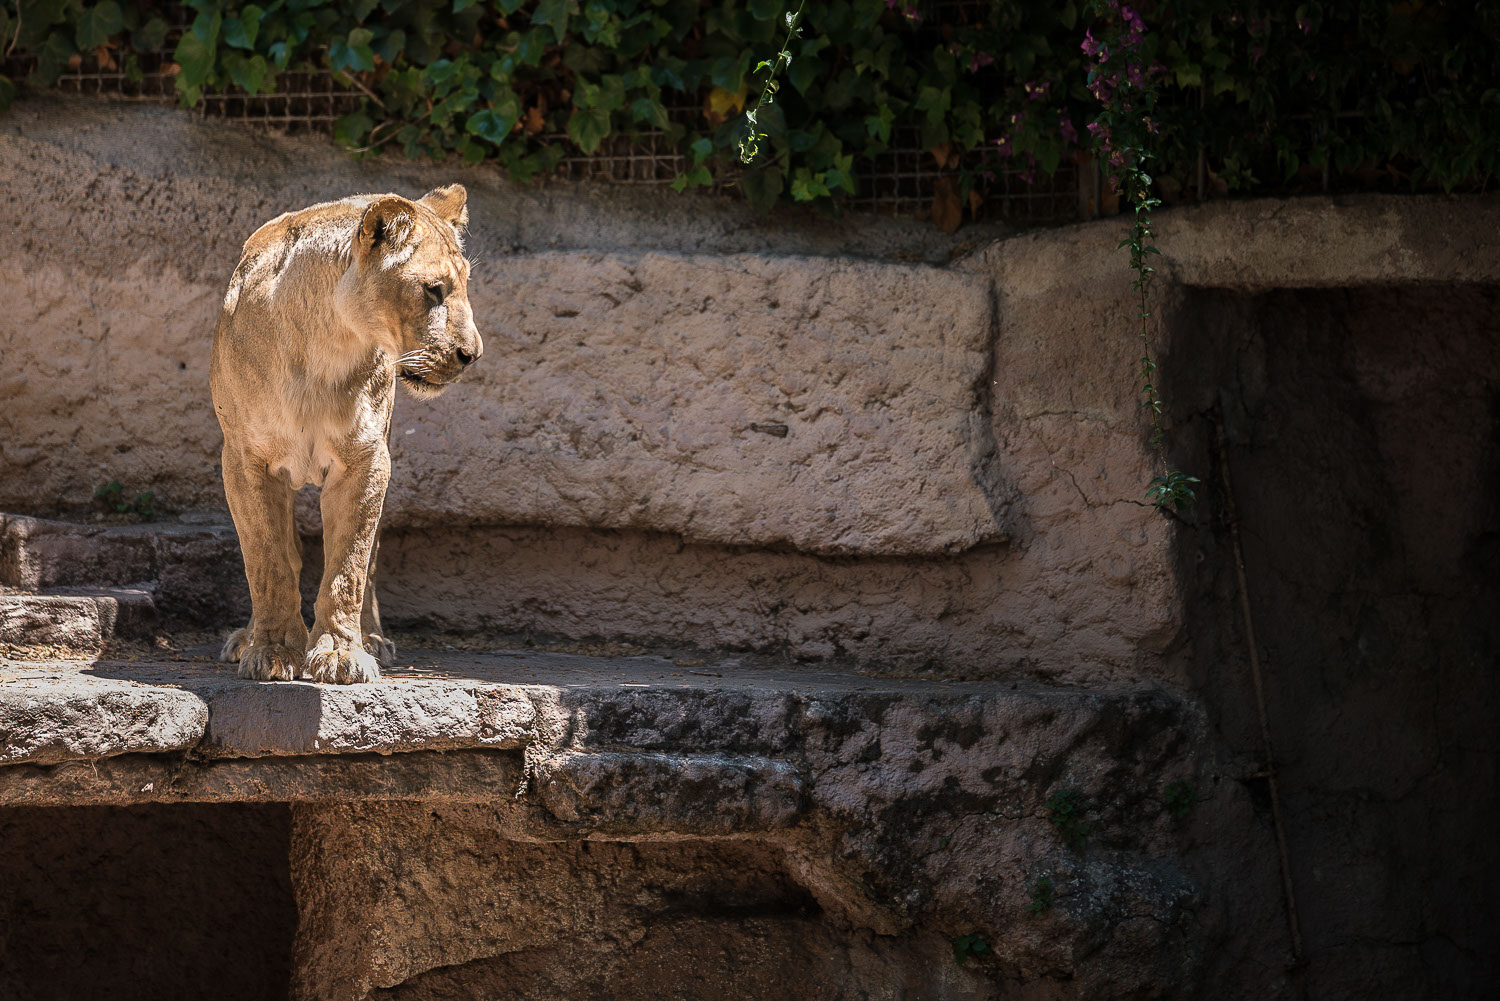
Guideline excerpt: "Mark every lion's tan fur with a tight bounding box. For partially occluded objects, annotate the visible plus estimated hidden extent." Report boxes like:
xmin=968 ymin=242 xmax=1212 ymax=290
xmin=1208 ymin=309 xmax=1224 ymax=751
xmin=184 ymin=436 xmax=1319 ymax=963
xmin=210 ymin=185 xmax=481 ymax=683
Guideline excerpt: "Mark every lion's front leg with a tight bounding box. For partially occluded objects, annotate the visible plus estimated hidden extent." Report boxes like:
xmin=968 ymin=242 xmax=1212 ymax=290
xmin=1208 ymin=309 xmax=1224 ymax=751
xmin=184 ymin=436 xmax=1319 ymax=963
xmin=222 ymin=447 xmax=308 ymax=681
xmin=305 ymin=448 xmax=391 ymax=684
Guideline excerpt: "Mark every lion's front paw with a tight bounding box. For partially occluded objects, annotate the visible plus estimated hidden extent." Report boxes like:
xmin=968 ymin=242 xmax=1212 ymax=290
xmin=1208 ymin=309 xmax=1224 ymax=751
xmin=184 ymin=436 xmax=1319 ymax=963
xmin=304 ymin=633 xmax=381 ymax=684
xmin=238 ymin=642 xmax=302 ymax=681
xmin=364 ymin=632 xmax=397 ymax=667
xmin=220 ymin=626 xmax=252 ymax=663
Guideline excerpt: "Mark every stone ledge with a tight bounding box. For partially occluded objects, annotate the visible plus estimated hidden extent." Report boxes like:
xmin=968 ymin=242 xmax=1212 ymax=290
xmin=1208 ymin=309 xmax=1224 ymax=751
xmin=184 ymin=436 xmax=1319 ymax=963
xmin=0 ymin=674 xmax=205 ymax=765
xmin=0 ymin=646 xmax=1217 ymax=997
xmin=0 ymin=587 xmax=158 ymax=655
xmin=0 ymin=647 xmax=1185 ymax=769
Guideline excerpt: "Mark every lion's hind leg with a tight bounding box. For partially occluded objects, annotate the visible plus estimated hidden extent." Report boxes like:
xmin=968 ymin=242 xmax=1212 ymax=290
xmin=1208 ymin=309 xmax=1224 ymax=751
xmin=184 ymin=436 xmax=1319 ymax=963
xmin=219 ymin=622 xmax=253 ymax=663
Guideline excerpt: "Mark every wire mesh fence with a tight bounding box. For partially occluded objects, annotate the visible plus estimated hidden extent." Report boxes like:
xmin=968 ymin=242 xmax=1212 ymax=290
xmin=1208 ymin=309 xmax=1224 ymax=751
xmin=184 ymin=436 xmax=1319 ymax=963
xmin=4 ymin=30 xmax=1080 ymax=225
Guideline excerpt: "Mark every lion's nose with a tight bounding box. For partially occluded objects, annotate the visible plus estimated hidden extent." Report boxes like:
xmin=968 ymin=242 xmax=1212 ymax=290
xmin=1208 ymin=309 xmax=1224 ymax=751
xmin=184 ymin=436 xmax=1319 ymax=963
xmin=454 ymin=330 xmax=482 ymax=368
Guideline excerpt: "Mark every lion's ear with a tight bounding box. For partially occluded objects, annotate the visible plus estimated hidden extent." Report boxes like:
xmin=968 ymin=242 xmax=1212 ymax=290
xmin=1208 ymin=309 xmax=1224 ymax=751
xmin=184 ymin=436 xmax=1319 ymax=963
xmin=355 ymin=196 xmax=416 ymax=262
xmin=419 ymin=184 xmax=469 ymax=228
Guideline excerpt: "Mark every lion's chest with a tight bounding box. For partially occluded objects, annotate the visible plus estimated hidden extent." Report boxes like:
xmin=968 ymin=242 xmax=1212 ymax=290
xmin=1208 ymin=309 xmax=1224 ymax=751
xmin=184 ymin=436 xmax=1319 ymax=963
xmin=262 ymin=388 xmax=390 ymax=489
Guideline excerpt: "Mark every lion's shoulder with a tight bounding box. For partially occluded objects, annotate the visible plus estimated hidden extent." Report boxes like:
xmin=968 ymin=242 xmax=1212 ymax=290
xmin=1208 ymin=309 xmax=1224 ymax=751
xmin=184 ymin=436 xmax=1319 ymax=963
xmin=240 ymin=195 xmax=378 ymax=262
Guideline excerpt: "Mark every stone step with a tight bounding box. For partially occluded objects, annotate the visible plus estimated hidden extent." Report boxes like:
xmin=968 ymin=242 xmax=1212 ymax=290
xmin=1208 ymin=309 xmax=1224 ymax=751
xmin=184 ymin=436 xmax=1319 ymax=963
xmin=0 ymin=587 xmax=158 ymax=655
xmin=0 ymin=514 xmax=244 ymax=624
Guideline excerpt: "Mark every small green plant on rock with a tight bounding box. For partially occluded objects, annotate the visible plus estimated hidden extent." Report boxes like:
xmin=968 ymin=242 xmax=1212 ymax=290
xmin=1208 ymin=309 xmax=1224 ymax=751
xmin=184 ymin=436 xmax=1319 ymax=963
xmin=1164 ymin=779 xmax=1196 ymax=820
xmin=93 ymin=481 xmax=156 ymax=520
xmin=1025 ymin=875 xmax=1055 ymax=915
xmin=952 ymin=933 xmax=991 ymax=965
xmin=1045 ymin=788 xmax=1091 ymax=850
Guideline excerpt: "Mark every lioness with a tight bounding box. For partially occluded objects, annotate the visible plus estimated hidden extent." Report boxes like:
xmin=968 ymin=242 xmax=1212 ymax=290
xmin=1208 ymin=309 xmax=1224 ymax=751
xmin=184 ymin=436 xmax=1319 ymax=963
xmin=210 ymin=185 xmax=481 ymax=683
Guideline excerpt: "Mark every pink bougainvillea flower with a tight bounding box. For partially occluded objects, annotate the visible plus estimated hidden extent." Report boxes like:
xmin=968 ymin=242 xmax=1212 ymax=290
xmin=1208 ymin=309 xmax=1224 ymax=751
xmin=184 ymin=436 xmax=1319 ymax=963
xmin=969 ymin=51 xmax=994 ymax=73
xmin=1059 ymin=117 xmax=1078 ymax=144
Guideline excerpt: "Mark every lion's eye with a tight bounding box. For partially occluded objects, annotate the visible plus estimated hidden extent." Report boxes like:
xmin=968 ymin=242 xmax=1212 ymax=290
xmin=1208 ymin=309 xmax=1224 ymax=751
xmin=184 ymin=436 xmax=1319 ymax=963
xmin=424 ymin=283 xmax=446 ymax=306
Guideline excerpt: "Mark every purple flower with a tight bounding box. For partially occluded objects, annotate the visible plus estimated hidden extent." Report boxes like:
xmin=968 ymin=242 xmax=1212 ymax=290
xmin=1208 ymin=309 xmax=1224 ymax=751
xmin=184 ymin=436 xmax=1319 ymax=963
xmin=1059 ymin=117 xmax=1077 ymax=144
xmin=969 ymin=51 xmax=994 ymax=73
xmin=994 ymin=136 xmax=1013 ymax=158
xmin=1297 ymin=16 xmax=1312 ymax=34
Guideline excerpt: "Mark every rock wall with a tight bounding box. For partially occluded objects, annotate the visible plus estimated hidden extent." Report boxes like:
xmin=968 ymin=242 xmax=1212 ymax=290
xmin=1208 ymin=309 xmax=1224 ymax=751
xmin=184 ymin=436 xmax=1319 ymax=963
xmin=2 ymin=93 xmax=1498 ymax=999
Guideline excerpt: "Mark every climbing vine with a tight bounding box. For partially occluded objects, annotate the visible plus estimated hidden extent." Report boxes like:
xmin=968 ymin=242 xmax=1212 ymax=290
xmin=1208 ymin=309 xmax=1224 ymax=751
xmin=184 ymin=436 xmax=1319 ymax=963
xmin=3 ymin=2 xmax=1493 ymax=218
xmin=735 ymin=0 xmax=802 ymax=166
xmin=1083 ymin=1 xmax=1196 ymax=510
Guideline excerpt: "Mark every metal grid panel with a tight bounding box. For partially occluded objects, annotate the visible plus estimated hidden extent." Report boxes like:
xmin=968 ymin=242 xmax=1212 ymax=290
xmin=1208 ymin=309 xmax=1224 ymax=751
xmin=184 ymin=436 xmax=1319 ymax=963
xmin=4 ymin=32 xmax=1075 ymax=223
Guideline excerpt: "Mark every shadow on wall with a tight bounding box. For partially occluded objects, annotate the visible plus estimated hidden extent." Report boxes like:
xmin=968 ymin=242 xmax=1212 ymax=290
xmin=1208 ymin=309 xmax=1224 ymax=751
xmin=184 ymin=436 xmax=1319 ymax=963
xmin=1170 ymin=284 xmax=1500 ymax=1000
xmin=0 ymin=804 xmax=295 ymax=1001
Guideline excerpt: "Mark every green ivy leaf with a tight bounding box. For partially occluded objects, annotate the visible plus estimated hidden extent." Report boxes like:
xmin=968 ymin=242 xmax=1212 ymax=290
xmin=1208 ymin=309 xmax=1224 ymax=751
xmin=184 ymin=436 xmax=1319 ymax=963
xmin=630 ymin=96 xmax=669 ymax=129
xmin=334 ymin=107 xmax=374 ymax=148
xmin=16 ymin=0 xmax=70 ymax=52
xmin=467 ymin=106 xmax=517 ymax=145
xmin=567 ymin=106 xmax=610 ymax=153
xmin=670 ymin=163 xmax=712 ymax=192
xmin=330 ymin=27 xmax=377 ymax=73
xmin=454 ymin=0 xmax=483 ymax=11
xmin=740 ymin=165 xmax=783 ymax=213
xmin=789 ymin=167 xmax=831 ymax=201
xmin=74 ymin=2 xmax=124 ymax=51
xmin=913 ymin=84 xmax=950 ymax=123
xmin=223 ymin=51 xmax=269 ymax=93
xmin=223 ymin=5 xmax=265 ymax=50
xmin=173 ymin=12 xmax=220 ymax=97
xmin=532 ymin=0 xmax=577 ymax=46
xmin=788 ymin=49 xmax=821 ymax=94
xmin=27 ymin=30 xmax=75 ymax=87
xmin=131 ymin=16 xmax=168 ymax=51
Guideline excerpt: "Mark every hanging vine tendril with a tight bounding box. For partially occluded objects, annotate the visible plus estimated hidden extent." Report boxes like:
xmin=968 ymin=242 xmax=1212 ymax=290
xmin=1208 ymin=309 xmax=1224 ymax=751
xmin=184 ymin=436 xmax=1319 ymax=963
xmin=1083 ymin=1 xmax=1199 ymax=511
xmin=738 ymin=0 xmax=807 ymax=164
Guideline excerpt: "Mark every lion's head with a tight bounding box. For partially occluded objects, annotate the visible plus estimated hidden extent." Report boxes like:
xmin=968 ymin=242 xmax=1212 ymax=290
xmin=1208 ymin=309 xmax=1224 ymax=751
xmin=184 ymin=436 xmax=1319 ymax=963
xmin=333 ymin=184 xmax=482 ymax=398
